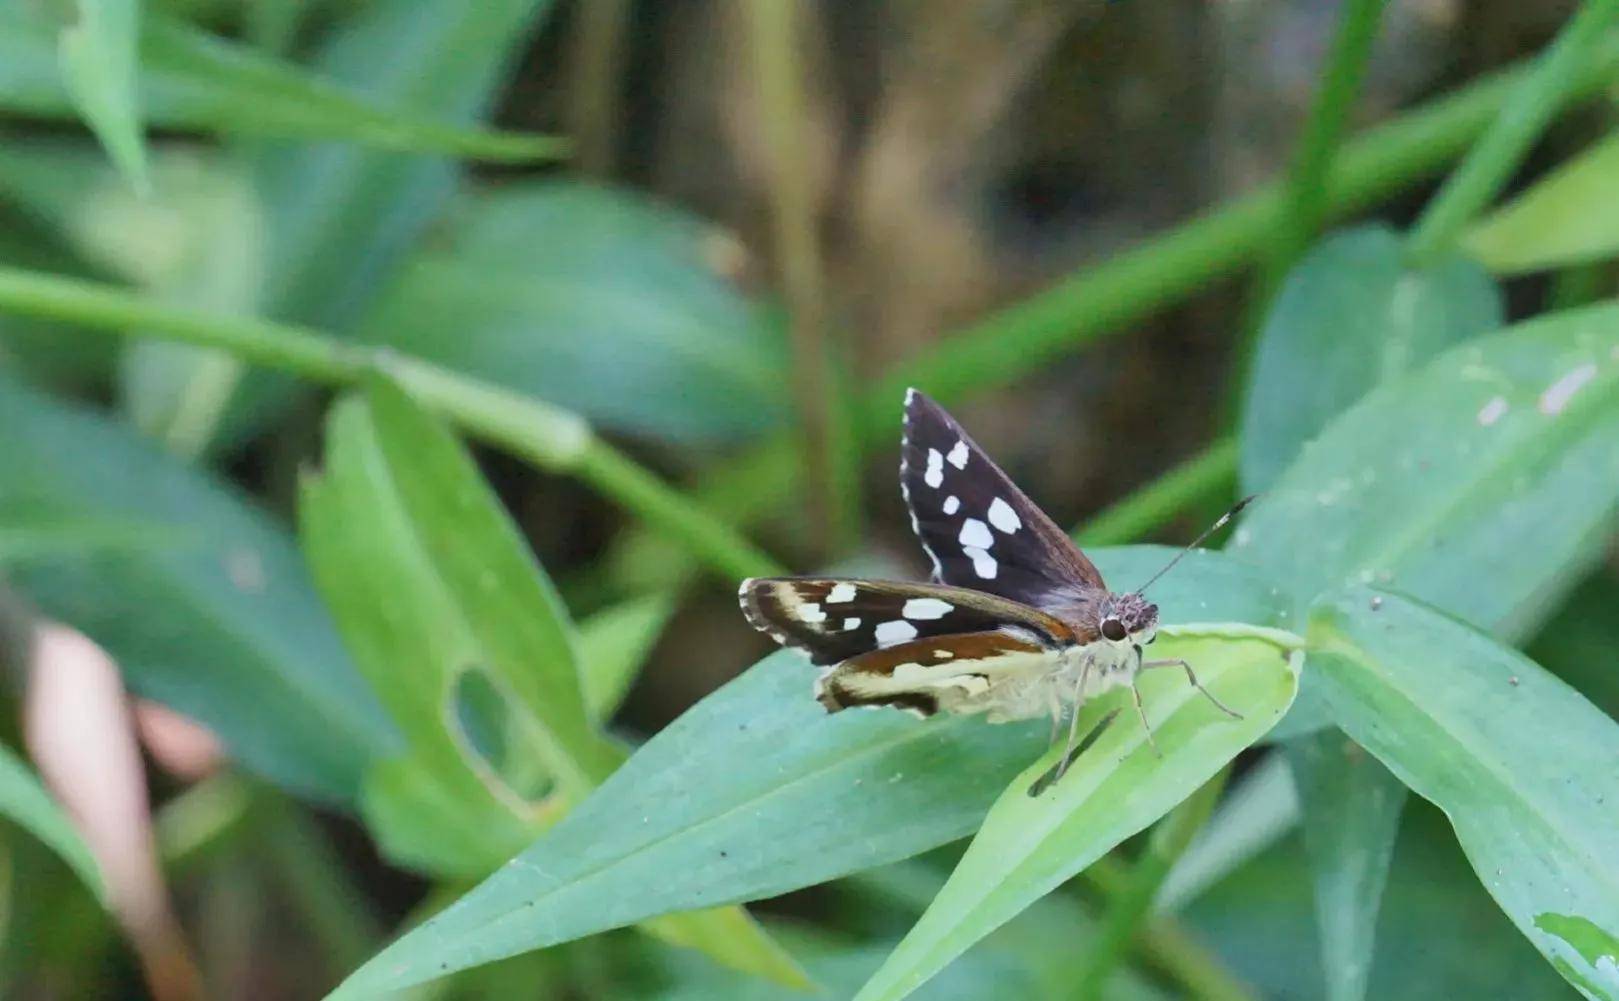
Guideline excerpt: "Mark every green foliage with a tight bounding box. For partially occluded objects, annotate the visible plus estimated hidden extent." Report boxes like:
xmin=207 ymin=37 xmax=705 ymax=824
xmin=0 ymin=371 xmax=395 ymax=801
xmin=0 ymin=3 xmax=1617 ymax=999
xmin=1465 ymin=130 xmax=1619 ymax=275
xmin=0 ymin=745 xmax=103 ymax=900
xmin=364 ymin=182 xmax=790 ymax=444
xmin=1309 ymin=587 xmax=1619 ymax=998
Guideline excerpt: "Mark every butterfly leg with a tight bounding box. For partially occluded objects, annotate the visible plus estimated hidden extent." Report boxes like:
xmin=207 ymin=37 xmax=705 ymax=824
xmin=1054 ymin=655 xmax=1094 ymax=781
xmin=1129 ymin=680 xmax=1162 ymax=758
xmin=1142 ymin=658 xmax=1244 ymax=719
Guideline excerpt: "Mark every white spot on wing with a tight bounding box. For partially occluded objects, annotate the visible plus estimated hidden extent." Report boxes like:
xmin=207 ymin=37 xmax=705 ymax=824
xmin=1476 ymin=395 xmax=1509 ymax=426
xmin=959 ymin=518 xmax=993 ymax=549
xmin=875 ymin=620 xmax=919 ymax=646
xmin=924 ymin=448 xmax=945 ymax=488
xmin=1539 ymin=363 xmax=1597 ymax=415
xmin=798 ymin=602 xmax=826 ymax=624
xmin=902 ymin=598 xmax=953 ymax=620
xmin=842 ymin=617 xmax=861 ymax=630
xmin=963 ymin=545 xmax=998 ymax=579
xmin=942 ymin=495 xmax=960 ymax=515
xmin=947 ymin=440 xmax=970 ymax=469
xmin=987 ymin=497 xmax=1021 ymax=533
xmin=933 ymin=649 xmax=954 ymax=659
xmin=826 ymin=582 xmax=858 ymax=604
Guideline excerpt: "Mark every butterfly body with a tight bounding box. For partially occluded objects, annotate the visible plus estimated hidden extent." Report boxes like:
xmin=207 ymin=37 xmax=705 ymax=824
xmin=740 ymin=389 xmax=1168 ymax=730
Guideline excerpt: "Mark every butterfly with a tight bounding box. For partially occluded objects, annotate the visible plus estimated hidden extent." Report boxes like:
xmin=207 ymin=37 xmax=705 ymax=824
xmin=739 ymin=388 xmax=1246 ymax=782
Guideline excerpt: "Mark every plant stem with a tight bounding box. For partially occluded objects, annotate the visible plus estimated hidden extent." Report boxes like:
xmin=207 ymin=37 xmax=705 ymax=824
xmin=565 ymin=0 xmax=631 ymax=174
xmin=607 ymin=32 xmax=1619 ymax=589
xmin=745 ymin=0 xmax=855 ymax=556
xmin=1074 ymin=439 xmax=1239 ymax=546
xmin=1235 ymin=0 xmax=1389 ymax=373
xmin=1406 ymin=0 xmax=1619 ymax=265
xmin=1076 ymin=768 xmax=1232 ymax=1001
xmin=0 ymin=266 xmax=783 ymax=582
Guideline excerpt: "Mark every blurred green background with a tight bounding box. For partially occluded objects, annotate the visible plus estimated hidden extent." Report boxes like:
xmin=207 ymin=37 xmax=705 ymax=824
xmin=1 ymin=0 xmax=1617 ymax=998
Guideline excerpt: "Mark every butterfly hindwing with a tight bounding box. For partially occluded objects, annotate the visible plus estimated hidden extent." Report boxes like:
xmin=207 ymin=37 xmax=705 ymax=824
xmin=900 ymin=389 xmax=1106 ymax=609
xmin=816 ymin=630 xmax=1064 ymax=719
xmin=738 ymin=576 xmax=1075 ymax=666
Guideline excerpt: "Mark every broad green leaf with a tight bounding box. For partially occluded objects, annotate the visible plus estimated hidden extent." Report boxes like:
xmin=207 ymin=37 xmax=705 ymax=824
xmin=1308 ymin=586 xmax=1619 ymax=998
xmin=1236 ymin=225 xmax=1498 ymax=1001
xmin=0 ymin=744 xmax=102 ymax=900
xmin=1285 ymin=730 xmax=1406 ymax=1001
xmin=1241 ymin=300 xmax=1619 ymax=702
xmin=363 ymin=182 xmax=789 ymax=443
xmin=578 ymin=593 xmax=675 ymax=722
xmin=0 ymin=373 xmax=395 ymax=801
xmin=0 ymin=8 xmax=561 ymax=160
xmin=221 ymin=0 xmax=558 ymax=450
xmin=52 ymin=0 xmax=148 ymax=193
xmin=852 ymin=627 xmax=1301 ymax=1001
xmin=1239 ymin=224 xmax=1502 ymax=492
xmin=1466 ymin=131 xmax=1619 ymax=275
xmin=327 ymin=547 xmax=1290 ymax=996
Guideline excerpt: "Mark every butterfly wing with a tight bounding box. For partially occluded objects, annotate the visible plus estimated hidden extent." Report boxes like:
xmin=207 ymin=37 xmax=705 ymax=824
xmin=900 ymin=389 xmax=1106 ymax=611
xmin=740 ymin=576 xmax=1075 ymax=719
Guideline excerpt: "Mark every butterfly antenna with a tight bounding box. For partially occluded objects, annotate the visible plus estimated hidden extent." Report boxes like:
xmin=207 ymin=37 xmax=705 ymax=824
xmin=1132 ymin=494 xmax=1257 ymax=595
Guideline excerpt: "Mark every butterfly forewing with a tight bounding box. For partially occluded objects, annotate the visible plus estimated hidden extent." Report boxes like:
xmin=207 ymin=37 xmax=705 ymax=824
xmin=900 ymin=389 xmax=1106 ymax=612
xmin=739 ymin=577 xmax=1075 ymax=666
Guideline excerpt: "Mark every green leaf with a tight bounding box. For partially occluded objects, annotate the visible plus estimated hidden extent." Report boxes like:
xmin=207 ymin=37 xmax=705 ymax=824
xmin=363 ymin=182 xmax=789 ymax=443
xmin=1465 ymin=131 xmax=1619 ymax=275
xmin=298 ymin=386 xmax=604 ymax=874
xmin=1240 ymin=299 xmax=1619 ymax=680
xmin=851 ymin=627 xmax=1301 ymax=1001
xmin=1239 ymin=224 xmax=1503 ymax=492
xmin=53 ymin=0 xmax=148 ymax=194
xmin=0 ymin=744 xmax=102 ymax=900
xmin=1308 ymin=586 xmax=1619 ymax=998
xmin=327 ymin=547 xmax=1290 ymax=996
xmin=0 ymin=9 xmax=562 ymax=161
xmin=362 ymin=380 xmax=622 ymax=796
xmin=304 ymin=382 xmax=801 ymax=986
xmin=1285 ymin=730 xmax=1406 ymax=1001
xmin=1534 ymin=913 xmax=1619 ymax=999
xmin=218 ymin=0 xmax=559 ymax=451
xmin=578 ymin=593 xmax=675 ymax=722
xmin=0 ymin=372 xmax=396 ymax=801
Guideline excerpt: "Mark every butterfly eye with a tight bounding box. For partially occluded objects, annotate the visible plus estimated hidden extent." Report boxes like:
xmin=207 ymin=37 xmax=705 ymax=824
xmin=1101 ymin=618 xmax=1127 ymax=642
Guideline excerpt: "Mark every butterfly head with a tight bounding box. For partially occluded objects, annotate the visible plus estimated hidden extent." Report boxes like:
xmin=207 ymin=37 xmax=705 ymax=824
xmin=1098 ymin=592 xmax=1158 ymax=649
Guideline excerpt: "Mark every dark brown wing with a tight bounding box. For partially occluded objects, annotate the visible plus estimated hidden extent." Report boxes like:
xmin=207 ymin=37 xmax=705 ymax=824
xmin=738 ymin=576 xmax=1075 ymax=666
xmin=899 ymin=389 xmax=1106 ymax=610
